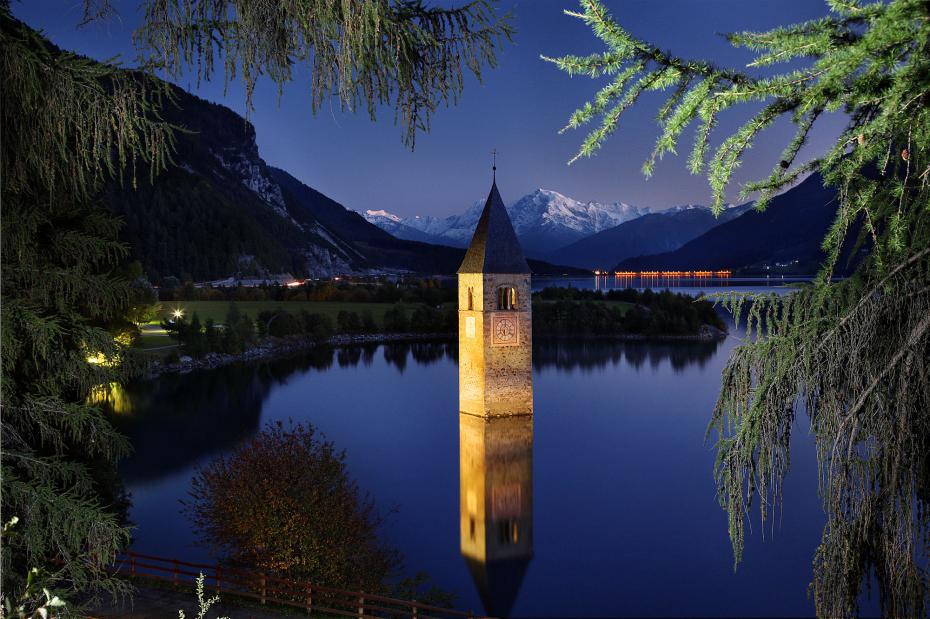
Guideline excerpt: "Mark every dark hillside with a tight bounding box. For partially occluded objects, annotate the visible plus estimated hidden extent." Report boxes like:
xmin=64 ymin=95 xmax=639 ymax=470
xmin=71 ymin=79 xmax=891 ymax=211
xmin=100 ymin=76 xmax=582 ymax=281
xmin=549 ymin=204 xmax=751 ymax=270
xmin=616 ymin=174 xmax=860 ymax=274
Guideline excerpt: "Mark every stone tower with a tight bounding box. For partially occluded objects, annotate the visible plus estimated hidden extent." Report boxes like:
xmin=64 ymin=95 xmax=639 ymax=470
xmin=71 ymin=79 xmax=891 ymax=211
xmin=457 ymin=175 xmax=532 ymax=418
xmin=458 ymin=173 xmax=533 ymax=617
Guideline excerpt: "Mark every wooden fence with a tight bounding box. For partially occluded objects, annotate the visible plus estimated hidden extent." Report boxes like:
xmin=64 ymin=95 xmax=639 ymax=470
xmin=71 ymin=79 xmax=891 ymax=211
xmin=115 ymin=551 xmax=478 ymax=619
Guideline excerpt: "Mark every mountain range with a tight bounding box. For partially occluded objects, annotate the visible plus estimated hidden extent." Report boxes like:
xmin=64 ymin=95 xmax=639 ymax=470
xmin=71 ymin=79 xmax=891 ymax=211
xmin=547 ymin=202 xmax=753 ymax=269
xmin=102 ymin=76 xmax=582 ymax=281
xmin=616 ymin=172 xmax=855 ymax=274
xmin=365 ymin=189 xmax=650 ymax=256
xmin=91 ymin=41 xmax=845 ymax=281
xmin=363 ymin=173 xmax=848 ymax=275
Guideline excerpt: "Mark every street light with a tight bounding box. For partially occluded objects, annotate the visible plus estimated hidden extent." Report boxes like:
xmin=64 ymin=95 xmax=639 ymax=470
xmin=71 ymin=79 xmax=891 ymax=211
xmin=172 ymin=308 xmax=184 ymax=320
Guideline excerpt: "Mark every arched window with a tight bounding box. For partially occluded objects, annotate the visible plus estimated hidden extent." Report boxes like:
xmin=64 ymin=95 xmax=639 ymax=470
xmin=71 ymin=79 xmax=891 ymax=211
xmin=498 ymin=520 xmax=519 ymax=544
xmin=497 ymin=286 xmax=517 ymax=310
xmin=467 ymin=287 xmax=474 ymax=310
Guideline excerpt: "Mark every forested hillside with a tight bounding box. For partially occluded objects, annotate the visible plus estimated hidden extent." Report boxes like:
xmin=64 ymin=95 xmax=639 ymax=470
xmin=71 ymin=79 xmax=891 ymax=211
xmin=616 ymin=174 xmax=861 ymax=274
xmin=104 ymin=79 xmax=579 ymax=282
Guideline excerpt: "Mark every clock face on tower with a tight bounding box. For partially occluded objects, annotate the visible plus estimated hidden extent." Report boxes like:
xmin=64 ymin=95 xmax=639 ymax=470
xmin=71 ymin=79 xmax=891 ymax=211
xmin=491 ymin=314 xmax=519 ymax=347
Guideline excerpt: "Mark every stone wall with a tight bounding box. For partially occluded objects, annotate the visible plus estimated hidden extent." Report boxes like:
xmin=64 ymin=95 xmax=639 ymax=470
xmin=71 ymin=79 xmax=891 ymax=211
xmin=458 ymin=272 xmax=486 ymax=415
xmin=482 ymin=273 xmax=533 ymax=417
xmin=458 ymin=273 xmax=533 ymax=418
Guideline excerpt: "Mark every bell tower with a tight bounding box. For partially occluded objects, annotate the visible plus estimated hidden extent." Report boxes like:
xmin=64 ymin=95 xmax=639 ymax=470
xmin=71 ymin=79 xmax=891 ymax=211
xmin=457 ymin=171 xmax=533 ymax=419
xmin=458 ymin=166 xmax=534 ymax=617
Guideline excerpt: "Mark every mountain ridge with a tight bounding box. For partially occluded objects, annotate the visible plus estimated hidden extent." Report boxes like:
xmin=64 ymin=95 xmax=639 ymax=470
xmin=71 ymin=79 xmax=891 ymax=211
xmin=548 ymin=202 xmax=753 ymax=270
xmin=364 ymin=188 xmax=650 ymax=256
xmin=103 ymin=76 xmax=584 ymax=280
xmin=614 ymin=173 xmax=858 ymax=274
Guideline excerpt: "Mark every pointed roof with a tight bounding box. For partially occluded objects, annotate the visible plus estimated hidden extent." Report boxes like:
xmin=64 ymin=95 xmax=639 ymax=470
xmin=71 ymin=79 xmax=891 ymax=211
xmin=457 ymin=180 xmax=530 ymax=274
xmin=465 ymin=555 xmax=531 ymax=618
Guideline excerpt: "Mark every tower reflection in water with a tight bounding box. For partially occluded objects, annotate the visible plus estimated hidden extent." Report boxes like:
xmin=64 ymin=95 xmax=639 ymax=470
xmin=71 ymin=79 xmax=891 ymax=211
xmin=459 ymin=413 xmax=533 ymax=617
xmin=457 ymin=171 xmax=533 ymax=617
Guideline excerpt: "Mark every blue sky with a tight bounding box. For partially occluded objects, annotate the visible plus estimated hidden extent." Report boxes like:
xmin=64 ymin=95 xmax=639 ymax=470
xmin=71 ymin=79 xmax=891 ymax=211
xmin=15 ymin=1 xmax=846 ymax=217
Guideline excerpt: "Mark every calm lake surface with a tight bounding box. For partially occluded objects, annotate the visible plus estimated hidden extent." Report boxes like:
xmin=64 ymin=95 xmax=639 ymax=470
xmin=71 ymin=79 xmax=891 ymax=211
xmin=533 ymin=274 xmax=809 ymax=296
xmin=113 ymin=306 xmax=837 ymax=616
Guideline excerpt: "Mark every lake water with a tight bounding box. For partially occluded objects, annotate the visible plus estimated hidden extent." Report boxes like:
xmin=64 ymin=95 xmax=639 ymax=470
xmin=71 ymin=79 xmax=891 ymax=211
xmin=112 ymin=318 xmax=837 ymax=616
xmin=534 ymin=274 xmax=808 ymax=296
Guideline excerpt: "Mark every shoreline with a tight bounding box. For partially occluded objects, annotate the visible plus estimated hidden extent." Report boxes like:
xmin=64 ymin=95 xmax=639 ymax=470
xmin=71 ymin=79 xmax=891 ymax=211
xmin=145 ymin=332 xmax=455 ymax=378
xmin=146 ymin=324 xmax=727 ymax=378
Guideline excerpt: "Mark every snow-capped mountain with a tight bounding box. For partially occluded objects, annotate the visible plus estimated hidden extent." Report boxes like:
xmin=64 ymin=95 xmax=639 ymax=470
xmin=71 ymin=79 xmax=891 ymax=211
xmin=364 ymin=189 xmax=652 ymax=255
xmin=508 ymin=189 xmax=649 ymax=253
xmin=362 ymin=210 xmax=450 ymax=244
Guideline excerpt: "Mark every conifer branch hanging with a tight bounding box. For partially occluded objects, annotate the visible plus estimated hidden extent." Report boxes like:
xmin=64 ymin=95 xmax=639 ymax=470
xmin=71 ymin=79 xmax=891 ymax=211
xmin=547 ymin=2 xmax=930 ymax=617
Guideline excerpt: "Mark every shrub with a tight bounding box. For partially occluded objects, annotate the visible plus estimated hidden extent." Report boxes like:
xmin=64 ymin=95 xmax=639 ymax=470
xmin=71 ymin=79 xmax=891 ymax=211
xmin=300 ymin=312 xmax=335 ymax=342
xmin=382 ymin=306 xmax=409 ymax=333
xmin=409 ymin=304 xmax=444 ymax=332
xmin=267 ymin=310 xmax=301 ymax=338
xmin=336 ymin=310 xmax=362 ymax=334
xmin=224 ymin=303 xmax=255 ymax=352
xmin=186 ymin=421 xmax=399 ymax=593
xmin=361 ymin=311 xmax=378 ymax=333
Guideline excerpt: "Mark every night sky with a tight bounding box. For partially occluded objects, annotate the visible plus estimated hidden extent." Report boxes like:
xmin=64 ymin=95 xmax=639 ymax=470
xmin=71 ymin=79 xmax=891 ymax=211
xmin=15 ymin=1 xmax=846 ymax=217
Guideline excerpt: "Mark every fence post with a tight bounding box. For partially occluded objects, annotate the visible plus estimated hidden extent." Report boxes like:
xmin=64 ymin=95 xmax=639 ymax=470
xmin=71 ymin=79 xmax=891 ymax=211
xmin=216 ymin=565 xmax=221 ymax=594
xmin=260 ymin=572 xmax=266 ymax=605
xmin=358 ymin=595 xmax=365 ymax=617
xmin=412 ymin=599 xmax=418 ymax=619
xmin=306 ymin=585 xmax=312 ymax=615
xmin=173 ymin=559 xmax=179 ymax=585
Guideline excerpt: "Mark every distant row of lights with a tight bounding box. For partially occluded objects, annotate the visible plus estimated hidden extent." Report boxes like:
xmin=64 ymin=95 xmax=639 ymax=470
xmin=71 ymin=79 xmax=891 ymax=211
xmin=593 ymin=270 xmax=732 ymax=277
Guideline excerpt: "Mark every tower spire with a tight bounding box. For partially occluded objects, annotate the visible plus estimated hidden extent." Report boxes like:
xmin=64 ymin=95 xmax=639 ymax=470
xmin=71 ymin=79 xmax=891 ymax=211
xmin=457 ymin=161 xmax=529 ymax=275
xmin=491 ymin=148 xmax=497 ymax=182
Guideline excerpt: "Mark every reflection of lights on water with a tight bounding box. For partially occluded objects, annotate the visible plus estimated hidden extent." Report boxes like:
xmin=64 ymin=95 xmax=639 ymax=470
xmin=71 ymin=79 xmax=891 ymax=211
xmin=87 ymin=382 xmax=133 ymax=414
xmin=594 ymin=269 xmax=734 ymax=290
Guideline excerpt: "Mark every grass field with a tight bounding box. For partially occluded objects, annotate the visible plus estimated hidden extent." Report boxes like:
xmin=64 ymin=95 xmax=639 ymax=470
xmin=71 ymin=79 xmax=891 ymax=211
xmin=137 ymin=300 xmax=452 ymax=352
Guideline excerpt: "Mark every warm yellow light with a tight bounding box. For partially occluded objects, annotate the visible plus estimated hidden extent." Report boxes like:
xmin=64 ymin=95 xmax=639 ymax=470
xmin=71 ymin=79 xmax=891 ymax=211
xmin=87 ymin=382 xmax=133 ymax=414
xmin=172 ymin=308 xmax=184 ymax=320
xmin=86 ymin=352 xmax=119 ymax=367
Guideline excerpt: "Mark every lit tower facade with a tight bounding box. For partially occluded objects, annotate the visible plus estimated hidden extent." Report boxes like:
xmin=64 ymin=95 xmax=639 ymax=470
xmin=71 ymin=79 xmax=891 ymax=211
xmin=458 ymin=170 xmax=533 ymax=617
xmin=457 ymin=174 xmax=533 ymax=418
